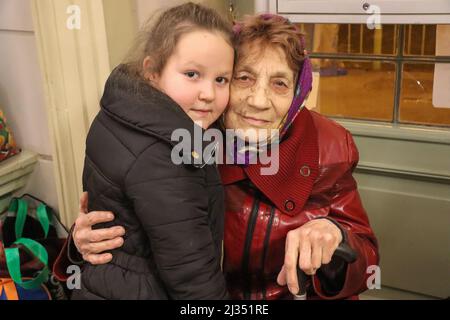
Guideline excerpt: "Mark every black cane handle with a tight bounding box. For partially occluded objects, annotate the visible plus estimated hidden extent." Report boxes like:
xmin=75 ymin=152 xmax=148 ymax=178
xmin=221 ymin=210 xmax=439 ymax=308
xmin=334 ymin=242 xmax=358 ymax=263
xmin=296 ymin=242 xmax=358 ymax=296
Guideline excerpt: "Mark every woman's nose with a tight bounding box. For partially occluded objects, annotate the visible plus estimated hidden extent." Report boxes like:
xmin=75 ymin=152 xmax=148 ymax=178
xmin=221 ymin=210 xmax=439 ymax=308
xmin=247 ymin=85 xmax=270 ymax=110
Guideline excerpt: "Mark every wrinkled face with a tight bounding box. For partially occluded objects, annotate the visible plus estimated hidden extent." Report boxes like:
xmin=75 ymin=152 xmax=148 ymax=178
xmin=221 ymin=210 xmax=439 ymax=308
xmin=224 ymin=42 xmax=295 ymax=142
xmin=147 ymin=30 xmax=234 ymax=129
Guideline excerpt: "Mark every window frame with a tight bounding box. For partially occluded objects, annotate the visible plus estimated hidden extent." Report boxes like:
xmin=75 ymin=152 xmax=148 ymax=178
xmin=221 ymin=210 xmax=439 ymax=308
xmin=268 ymin=0 xmax=450 ymax=24
xmin=308 ymin=25 xmax=450 ymax=126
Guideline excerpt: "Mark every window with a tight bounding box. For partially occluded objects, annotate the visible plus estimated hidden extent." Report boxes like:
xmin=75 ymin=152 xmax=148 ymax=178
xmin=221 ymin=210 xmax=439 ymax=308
xmin=298 ymin=23 xmax=450 ymax=127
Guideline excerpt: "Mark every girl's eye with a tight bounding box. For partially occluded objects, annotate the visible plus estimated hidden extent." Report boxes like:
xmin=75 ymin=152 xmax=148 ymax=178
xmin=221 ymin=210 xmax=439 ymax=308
xmin=216 ymin=77 xmax=229 ymax=85
xmin=185 ymin=71 xmax=199 ymax=79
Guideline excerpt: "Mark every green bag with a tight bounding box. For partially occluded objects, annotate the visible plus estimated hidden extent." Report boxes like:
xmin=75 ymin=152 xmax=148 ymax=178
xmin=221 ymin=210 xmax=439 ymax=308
xmin=0 ymin=194 xmax=69 ymax=299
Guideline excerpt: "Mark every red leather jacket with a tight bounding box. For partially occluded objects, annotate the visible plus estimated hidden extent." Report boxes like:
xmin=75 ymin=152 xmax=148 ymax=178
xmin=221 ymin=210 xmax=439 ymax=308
xmin=219 ymin=108 xmax=379 ymax=300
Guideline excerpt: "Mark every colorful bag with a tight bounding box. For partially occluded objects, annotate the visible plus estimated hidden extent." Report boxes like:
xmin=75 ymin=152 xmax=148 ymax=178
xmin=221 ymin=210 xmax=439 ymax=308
xmin=0 ymin=195 xmax=69 ymax=300
xmin=0 ymin=109 xmax=20 ymax=162
xmin=0 ymin=277 xmax=52 ymax=300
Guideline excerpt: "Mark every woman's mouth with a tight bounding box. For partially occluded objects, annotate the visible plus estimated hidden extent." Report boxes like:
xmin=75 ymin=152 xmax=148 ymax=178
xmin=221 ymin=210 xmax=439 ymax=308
xmin=241 ymin=114 xmax=270 ymax=127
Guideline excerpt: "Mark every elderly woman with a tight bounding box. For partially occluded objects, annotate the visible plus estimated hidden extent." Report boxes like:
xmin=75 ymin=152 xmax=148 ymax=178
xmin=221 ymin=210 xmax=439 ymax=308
xmin=54 ymin=14 xmax=378 ymax=300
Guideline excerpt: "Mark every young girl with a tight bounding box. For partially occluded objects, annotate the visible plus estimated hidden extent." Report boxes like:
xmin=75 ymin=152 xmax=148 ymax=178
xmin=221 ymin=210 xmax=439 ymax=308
xmin=72 ymin=2 xmax=234 ymax=300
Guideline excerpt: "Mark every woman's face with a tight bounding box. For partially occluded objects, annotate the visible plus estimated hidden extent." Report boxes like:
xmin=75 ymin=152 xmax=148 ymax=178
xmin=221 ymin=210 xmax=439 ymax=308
xmin=224 ymin=42 xmax=295 ymax=141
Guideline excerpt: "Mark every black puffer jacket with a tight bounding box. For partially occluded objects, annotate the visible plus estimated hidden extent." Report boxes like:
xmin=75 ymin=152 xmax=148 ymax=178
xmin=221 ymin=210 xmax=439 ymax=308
xmin=72 ymin=65 xmax=228 ymax=300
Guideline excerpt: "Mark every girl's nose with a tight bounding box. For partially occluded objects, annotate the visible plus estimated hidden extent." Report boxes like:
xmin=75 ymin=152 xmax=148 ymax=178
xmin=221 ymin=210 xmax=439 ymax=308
xmin=199 ymin=82 xmax=215 ymax=102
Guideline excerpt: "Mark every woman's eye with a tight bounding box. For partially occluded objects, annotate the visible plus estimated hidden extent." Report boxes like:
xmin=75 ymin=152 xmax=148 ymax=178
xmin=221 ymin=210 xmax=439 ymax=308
xmin=274 ymin=80 xmax=288 ymax=88
xmin=233 ymin=73 xmax=254 ymax=87
xmin=185 ymin=71 xmax=199 ymax=79
xmin=216 ymin=77 xmax=229 ymax=85
xmin=235 ymin=75 xmax=252 ymax=83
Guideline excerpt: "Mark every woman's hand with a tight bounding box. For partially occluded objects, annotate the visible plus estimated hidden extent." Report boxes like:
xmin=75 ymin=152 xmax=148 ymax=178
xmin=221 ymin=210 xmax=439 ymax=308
xmin=73 ymin=192 xmax=126 ymax=265
xmin=276 ymin=219 xmax=343 ymax=295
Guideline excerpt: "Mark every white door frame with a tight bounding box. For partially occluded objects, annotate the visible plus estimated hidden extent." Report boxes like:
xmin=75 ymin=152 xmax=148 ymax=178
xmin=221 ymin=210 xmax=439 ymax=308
xmin=31 ymin=0 xmax=111 ymax=226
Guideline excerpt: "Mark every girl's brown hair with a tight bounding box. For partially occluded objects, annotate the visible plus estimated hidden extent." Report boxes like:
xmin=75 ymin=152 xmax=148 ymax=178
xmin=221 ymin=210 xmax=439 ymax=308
xmin=234 ymin=15 xmax=306 ymax=78
xmin=124 ymin=2 xmax=235 ymax=80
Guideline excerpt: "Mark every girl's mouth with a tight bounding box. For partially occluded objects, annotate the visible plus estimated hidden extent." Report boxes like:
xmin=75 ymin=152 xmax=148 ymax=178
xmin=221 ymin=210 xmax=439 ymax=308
xmin=191 ymin=109 xmax=212 ymax=118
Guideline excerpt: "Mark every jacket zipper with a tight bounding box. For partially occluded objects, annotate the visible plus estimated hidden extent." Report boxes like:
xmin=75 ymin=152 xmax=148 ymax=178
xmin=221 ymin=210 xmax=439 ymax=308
xmin=261 ymin=206 xmax=276 ymax=300
xmin=241 ymin=195 xmax=260 ymax=300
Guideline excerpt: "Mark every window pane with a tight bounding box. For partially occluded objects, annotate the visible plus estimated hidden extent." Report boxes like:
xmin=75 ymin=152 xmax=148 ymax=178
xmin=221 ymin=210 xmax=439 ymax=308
xmin=404 ymin=25 xmax=434 ymax=56
xmin=400 ymin=63 xmax=450 ymax=127
xmin=313 ymin=59 xmax=396 ymax=121
xmin=299 ymin=23 xmax=397 ymax=56
xmin=404 ymin=25 xmax=450 ymax=57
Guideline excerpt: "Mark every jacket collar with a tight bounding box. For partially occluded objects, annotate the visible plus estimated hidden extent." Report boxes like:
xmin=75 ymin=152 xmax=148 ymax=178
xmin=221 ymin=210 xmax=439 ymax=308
xmin=100 ymin=65 xmax=213 ymax=167
xmin=218 ymin=107 xmax=319 ymax=216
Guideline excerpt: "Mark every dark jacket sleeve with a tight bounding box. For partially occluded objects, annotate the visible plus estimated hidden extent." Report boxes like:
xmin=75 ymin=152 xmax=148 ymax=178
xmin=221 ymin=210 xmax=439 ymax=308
xmin=124 ymin=144 xmax=229 ymax=300
xmin=312 ymin=131 xmax=379 ymax=299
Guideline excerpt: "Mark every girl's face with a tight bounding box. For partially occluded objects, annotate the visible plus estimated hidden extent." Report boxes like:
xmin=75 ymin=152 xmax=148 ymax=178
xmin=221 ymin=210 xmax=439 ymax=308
xmin=224 ymin=43 xmax=295 ymax=141
xmin=147 ymin=30 xmax=234 ymax=129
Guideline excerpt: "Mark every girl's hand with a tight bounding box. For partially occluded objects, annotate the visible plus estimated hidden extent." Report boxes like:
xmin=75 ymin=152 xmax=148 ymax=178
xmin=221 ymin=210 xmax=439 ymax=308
xmin=73 ymin=192 xmax=126 ymax=265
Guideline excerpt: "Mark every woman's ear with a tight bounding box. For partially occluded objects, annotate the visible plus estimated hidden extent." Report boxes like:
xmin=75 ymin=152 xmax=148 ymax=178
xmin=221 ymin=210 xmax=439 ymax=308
xmin=142 ymin=56 xmax=158 ymax=83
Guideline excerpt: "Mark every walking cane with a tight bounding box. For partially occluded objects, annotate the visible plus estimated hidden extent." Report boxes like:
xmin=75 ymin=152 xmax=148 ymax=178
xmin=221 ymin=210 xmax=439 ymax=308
xmin=293 ymin=242 xmax=358 ymax=300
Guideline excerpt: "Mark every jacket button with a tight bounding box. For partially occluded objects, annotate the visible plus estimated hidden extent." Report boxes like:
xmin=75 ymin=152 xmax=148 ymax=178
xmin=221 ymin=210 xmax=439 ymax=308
xmin=284 ymin=200 xmax=295 ymax=212
xmin=191 ymin=151 xmax=200 ymax=159
xmin=300 ymin=165 xmax=311 ymax=177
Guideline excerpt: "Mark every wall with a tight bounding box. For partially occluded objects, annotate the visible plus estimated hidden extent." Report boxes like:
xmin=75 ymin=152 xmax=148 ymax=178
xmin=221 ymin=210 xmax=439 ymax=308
xmin=103 ymin=0 xmax=138 ymax=68
xmin=135 ymin=0 xmax=229 ymax=27
xmin=135 ymin=0 xmax=260 ymax=25
xmin=234 ymin=0 xmax=256 ymax=18
xmin=0 ymin=0 xmax=58 ymax=210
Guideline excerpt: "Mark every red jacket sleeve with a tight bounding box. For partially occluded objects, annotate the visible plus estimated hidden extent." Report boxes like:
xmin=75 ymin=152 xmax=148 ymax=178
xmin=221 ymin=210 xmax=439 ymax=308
xmin=312 ymin=131 xmax=379 ymax=299
xmin=53 ymin=225 xmax=84 ymax=282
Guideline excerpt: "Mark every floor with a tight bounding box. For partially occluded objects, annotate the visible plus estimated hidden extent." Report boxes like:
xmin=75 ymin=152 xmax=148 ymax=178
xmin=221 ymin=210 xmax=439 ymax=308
xmin=359 ymin=286 xmax=439 ymax=300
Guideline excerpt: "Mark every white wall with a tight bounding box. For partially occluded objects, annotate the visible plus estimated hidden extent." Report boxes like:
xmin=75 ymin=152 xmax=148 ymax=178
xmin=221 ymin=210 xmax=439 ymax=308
xmin=0 ymin=0 xmax=58 ymax=211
